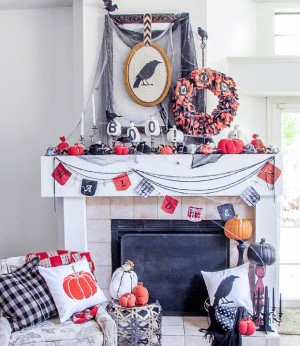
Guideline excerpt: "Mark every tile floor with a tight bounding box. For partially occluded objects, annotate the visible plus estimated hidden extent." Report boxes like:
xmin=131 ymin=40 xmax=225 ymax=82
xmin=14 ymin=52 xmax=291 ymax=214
xmin=162 ymin=316 xmax=282 ymax=346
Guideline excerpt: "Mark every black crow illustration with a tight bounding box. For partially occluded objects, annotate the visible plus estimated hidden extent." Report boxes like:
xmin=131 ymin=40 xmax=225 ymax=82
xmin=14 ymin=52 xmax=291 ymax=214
xmin=103 ymin=0 xmax=118 ymax=12
xmin=117 ymin=135 xmax=133 ymax=143
xmin=106 ymin=110 xmax=122 ymax=121
xmin=197 ymin=27 xmax=208 ymax=40
xmin=213 ymin=275 xmax=239 ymax=306
xmin=133 ymin=60 xmax=162 ymax=88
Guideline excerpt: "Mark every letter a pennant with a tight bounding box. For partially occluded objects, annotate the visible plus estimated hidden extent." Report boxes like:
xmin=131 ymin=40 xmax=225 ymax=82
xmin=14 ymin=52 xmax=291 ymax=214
xmin=161 ymin=195 xmax=179 ymax=214
xmin=52 ymin=162 xmax=72 ymax=185
xmin=113 ymin=173 xmax=131 ymax=191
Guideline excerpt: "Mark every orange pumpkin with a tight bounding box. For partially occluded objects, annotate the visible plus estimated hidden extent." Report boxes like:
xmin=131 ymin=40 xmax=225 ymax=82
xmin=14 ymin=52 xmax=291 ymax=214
xmin=199 ymin=144 xmax=213 ymax=154
xmin=159 ymin=145 xmax=173 ymax=155
xmin=132 ymin=282 xmax=149 ymax=305
xmin=224 ymin=214 xmax=252 ymax=240
xmin=67 ymin=143 xmax=84 ymax=156
xmin=63 ymin=265 xmax=97 ymax=300
xmin=119 ymin=292 xmax=136 ymax=308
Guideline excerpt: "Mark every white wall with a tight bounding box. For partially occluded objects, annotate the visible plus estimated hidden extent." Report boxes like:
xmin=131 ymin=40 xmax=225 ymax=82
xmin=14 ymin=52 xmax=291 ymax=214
xmin=0 ymin=7 xmax=73 ymax=258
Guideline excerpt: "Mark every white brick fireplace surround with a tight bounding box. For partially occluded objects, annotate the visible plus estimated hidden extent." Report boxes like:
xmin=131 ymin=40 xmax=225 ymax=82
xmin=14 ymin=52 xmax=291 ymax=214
xmin=41 ymin=154 xmax=281 ymax=345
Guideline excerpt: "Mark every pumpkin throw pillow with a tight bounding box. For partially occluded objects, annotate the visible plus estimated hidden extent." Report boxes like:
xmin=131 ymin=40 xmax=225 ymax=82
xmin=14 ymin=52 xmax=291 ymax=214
xmin=201 ymin=263 xmax=253 ymax=314
xmin=38 ymin=258 xmax=107 ymax=322
xmin=0 ymin=257 xmax=57 ymax=331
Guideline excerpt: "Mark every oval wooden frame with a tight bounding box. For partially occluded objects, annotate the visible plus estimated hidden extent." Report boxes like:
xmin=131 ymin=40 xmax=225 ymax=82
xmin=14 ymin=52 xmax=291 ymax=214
xmin=124 ymin=42 xmax=172 ymax=107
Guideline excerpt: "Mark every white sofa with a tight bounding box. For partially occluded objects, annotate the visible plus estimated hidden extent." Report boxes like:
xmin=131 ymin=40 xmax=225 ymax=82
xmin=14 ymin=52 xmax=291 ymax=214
xmin=0 ymin=256 xmax=117 ymax=346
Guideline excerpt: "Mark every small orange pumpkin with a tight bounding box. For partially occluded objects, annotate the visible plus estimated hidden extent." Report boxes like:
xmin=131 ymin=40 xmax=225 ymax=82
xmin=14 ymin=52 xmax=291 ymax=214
xmin=159 ymin=145 xmax=173 ymax=155
xmin=199 ymin=144 xmax=213 ymax=154
xmin=63 ymin=265 xmax=97 ymax=300
xmin=67 ymin=143 xmax=84 ymax=156
xmin=119 ymin=292 xmax=136 ymax=308
xmin=132 ymin=282 xmax=149 ymax=305
xmin=224 ymin=214 xmax=252 ymax=240
xmin=238 ymin=316 xmax=256 ymax=335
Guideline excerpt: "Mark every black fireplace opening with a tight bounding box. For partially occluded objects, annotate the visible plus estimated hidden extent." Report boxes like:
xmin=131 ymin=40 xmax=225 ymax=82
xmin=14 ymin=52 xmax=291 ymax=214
xmin=111 ymin=219 xmax=229 ymax=316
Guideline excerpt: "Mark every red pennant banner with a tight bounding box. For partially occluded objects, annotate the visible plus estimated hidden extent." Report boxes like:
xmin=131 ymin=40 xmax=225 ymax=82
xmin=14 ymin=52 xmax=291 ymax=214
xmin=113 ymin=173 xmax=131 ymax=191
xmin=52 ymin=162 xmax=72 ymax=185
xmin=187 ymin=206 xmax=202 ymax=222
xmin=161 ymin=195 xmax=179 ymax=214
xmin=258 ymin=162 xmax=281 ymax=185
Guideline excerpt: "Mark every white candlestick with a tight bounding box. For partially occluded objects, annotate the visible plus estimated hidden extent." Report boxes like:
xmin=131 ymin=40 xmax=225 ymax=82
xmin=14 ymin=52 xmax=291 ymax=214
xmin=92 ymin=94 xmax=96 ymax=127
xmin=81 ymin=112 xmax=84 ymax=137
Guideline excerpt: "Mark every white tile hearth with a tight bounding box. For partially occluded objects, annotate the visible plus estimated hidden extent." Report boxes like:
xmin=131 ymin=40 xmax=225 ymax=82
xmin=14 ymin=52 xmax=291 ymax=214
xmin=160 ymin=316 xmax=280 ymax=346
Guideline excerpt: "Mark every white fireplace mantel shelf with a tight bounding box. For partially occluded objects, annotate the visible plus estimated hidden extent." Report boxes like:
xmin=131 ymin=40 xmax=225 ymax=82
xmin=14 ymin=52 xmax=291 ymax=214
xmin=41 ymin=154 xmax=282 ymax=198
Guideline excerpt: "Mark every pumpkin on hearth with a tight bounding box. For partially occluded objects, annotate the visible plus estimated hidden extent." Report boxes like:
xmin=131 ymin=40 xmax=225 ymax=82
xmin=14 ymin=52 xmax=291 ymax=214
xmin=132 ymin=282 xmax=149 ymax=305
xmin=224 ymin=215 xmax=253 ymax=240
xmin=109 ymin=260 xmax=138 ymax=299
xmin=63 ymin=266 xmax=97 ymax=300
xmin=247 ymin=238 xmax=276 ymax=266
xmin=119 ymin=292 xmax=136 ymax=308
xmin=67 ymin=143 xmax=84 ymax=156
xmin=238 ymin=316 xmax=256 ymax=335
xmin=217 ymin=138 xmax=244 ymax=154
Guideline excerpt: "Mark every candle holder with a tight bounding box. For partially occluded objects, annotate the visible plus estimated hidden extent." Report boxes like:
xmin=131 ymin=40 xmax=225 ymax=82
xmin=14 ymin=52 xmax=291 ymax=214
xmin=79 ymin=135 xmax=85 ymax=146
xmin=89 ymin=125 xmax=99 ymax=144
xmin=252 ymin=285 xmax=283 ymax=334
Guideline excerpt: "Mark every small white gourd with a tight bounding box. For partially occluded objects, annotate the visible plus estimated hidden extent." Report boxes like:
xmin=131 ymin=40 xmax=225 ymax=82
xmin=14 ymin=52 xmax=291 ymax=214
xmin=127 ymin=121 xmax=141 ymax=143
xmin=145 ymin=115 xmax=161 ymax=137
xmin=227 ymin=125 xmax=248 ymax=144
xmin=167 ymin=125 xmax=184 ymax=144
xmin=109 ymin=260 xmax=138 ymax=299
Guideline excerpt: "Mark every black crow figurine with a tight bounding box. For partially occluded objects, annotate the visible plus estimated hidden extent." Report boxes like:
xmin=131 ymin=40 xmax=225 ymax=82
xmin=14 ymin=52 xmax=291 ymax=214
xmin=133 ymin=60 xmax=162 ymax=88
xmin=197 ymin=27 xmax=208 ymax=40
xmin=117 ymin=135 xmax=133 ymax=143
xmin=213 ymin=275 xmax=239 ymax=306
xmin=103 ymin=0 xmax=118 ymax=12
xmin=106 ymin=110 xmax=122 ymax=121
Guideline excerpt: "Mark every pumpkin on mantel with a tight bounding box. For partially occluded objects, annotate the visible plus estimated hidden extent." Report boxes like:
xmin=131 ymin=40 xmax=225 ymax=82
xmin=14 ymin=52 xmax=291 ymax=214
xmin=224 ymin=214 xmax=253 ymax=240
xmin=247 ymin=238 xmax=276 ymax=266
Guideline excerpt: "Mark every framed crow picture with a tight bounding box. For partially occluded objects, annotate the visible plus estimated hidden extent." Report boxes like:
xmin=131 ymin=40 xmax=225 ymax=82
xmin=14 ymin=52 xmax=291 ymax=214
xmin=124 ymin=42 xmax=172 ymax=107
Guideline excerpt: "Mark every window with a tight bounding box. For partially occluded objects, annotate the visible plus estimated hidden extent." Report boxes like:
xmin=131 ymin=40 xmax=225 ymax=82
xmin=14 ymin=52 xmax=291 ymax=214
xmin=279 ymin=111 xmax=300 ymax=303
xmin=275 ymin=11 xmax=300 ymax=55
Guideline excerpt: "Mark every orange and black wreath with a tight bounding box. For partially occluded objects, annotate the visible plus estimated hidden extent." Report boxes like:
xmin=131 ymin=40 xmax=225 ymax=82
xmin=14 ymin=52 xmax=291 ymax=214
xmin=172 ymin=68 xmax=239 ymax=136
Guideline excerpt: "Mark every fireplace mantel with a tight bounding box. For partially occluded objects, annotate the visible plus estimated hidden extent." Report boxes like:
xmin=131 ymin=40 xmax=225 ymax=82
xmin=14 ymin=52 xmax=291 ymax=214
xmin=41 ymin=154 xmax=282 ymax=197
xmin=41 ymin=154 xmax=282 ymax=296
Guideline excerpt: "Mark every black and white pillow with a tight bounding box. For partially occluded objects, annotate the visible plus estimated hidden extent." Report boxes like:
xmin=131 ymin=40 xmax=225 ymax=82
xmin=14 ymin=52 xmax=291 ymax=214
xmin=0 ymin=257 xmax=57 ymax=331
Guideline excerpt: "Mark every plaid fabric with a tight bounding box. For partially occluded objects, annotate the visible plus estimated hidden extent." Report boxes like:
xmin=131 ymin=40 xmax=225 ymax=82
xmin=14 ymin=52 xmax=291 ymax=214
xmin=70 ymin=251 xmax=95 ymax=274
xmin=136 ymin=179 xmax=155 ymax=198
xmin=0 ymin=257 xmax=57 ymax=331
xmin=26 ymin=250 xmax=95 ymax=275
xmin=240 ymin=186 xmax=260 ymax=206
xmin=26 ymin=250 xmax=70 ymax=268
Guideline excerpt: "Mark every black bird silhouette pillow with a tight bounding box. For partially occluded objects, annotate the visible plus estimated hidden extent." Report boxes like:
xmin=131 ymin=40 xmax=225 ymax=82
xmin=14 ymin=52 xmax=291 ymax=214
xmin=201 ymin=263 xmax=253 ymax=314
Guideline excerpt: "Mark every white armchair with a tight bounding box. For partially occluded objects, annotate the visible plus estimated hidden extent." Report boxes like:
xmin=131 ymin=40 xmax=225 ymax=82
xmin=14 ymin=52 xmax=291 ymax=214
xmin=0 ymin=255 xmax=117 ymax=346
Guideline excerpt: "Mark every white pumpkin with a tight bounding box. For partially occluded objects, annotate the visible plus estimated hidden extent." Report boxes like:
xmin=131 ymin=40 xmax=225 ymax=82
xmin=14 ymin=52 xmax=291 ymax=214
xmin=107 ymin=119 xmax=121 ymax=137
xmin=227 ymin=125 xmax=248 ymax=144
xmin=127 ymin=121 xmax=141 ymax=143
xmin=145 ymin=115 xmax=161 ymax=137
xmin=167 ymin=125 xmax=184 ymax=144
xmin=109 ymin=260 xmax=138 ymax=299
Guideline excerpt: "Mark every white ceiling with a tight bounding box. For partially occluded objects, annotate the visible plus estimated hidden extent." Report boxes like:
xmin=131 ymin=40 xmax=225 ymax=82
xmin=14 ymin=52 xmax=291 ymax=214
xmin=0 ymin=0 xmax=72 ymax=10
